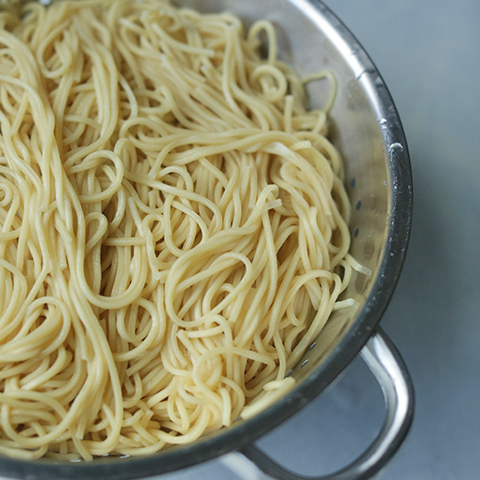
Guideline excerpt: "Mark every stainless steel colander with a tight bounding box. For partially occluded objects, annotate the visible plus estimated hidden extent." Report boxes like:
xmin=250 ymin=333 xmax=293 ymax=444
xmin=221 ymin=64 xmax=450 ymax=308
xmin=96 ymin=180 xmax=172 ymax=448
xmin=0 ymin=0 xmax=414 ymax=479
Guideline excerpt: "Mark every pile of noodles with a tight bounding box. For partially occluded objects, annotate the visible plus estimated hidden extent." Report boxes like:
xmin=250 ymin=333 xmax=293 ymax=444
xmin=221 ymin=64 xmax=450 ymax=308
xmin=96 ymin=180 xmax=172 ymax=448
xmin=0 ymin=0 xmax=355 ymax=460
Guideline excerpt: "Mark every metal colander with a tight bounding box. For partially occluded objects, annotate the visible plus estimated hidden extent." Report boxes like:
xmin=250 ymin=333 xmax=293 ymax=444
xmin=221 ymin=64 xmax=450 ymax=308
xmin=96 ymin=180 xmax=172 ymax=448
xmin=0 ymin=0 xmax=413 ymax=479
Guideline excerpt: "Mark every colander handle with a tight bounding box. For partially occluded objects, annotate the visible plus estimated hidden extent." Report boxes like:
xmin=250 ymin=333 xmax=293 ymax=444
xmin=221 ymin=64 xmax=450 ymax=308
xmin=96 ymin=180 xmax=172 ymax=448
xmin=226 ymin=328 xmax=414 ymax=480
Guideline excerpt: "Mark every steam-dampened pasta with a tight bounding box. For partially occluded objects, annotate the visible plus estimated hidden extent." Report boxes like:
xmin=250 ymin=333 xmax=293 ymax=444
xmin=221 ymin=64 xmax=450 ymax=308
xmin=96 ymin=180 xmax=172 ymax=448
xmin=0 ymin=0 xmax=354 ymax=460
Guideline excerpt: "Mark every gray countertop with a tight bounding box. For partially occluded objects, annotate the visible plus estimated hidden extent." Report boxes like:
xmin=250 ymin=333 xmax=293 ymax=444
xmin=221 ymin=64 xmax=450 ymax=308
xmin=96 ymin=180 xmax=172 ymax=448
xmin=155 ymin=0 xmax=480 ymax=479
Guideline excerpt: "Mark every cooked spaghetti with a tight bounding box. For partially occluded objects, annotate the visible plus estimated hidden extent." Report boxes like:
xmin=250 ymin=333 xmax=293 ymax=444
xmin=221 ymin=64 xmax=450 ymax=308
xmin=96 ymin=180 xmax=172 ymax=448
xmin=0 ymin=0 xmax=354 ymax=460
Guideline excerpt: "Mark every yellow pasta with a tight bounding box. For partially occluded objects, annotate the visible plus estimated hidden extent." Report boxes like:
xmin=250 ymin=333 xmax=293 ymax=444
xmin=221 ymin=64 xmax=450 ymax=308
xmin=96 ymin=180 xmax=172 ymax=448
xmin=0 ymin=0 xmax=353 ymax=460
